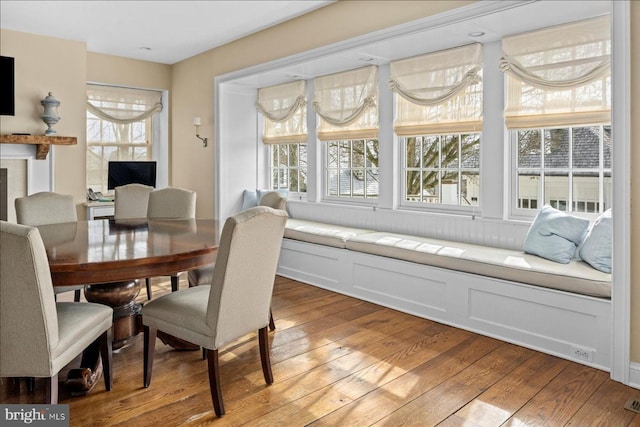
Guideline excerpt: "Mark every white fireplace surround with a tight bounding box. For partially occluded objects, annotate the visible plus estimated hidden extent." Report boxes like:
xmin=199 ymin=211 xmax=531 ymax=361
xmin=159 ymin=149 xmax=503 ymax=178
xmin=0 ymin=143 xmax=54 ymax=222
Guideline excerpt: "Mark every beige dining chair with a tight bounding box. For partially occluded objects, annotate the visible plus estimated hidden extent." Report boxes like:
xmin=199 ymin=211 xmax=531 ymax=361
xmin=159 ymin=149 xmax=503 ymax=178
xmin=147 ymin=187 xmax=197 ymax=221
xmin=114 ymin=183 xmax=155 ymax=299
xmin=142 ymin=206 xmax=288 ymax=417
xmin=187 ymin=190 xmax=287 ymax=330
xmin=146 ymin=187 xmax=197 ymax=295
xmin=15 ymin=192 xmax=84 ymax=302
xmin=114 ymin=183 xmax=154 ymax=220
xmin=0 ymin=221 xmax=114 ymax=404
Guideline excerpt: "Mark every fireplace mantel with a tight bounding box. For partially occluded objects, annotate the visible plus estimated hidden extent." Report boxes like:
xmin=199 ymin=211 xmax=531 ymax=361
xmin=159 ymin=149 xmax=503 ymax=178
xmin=0 ymin=134 xmax=77 ymax=160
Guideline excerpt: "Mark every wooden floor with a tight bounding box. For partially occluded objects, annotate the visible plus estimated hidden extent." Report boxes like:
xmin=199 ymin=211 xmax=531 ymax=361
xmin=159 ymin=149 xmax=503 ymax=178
xmin=2 ymin=275 xmax=640 ymax=426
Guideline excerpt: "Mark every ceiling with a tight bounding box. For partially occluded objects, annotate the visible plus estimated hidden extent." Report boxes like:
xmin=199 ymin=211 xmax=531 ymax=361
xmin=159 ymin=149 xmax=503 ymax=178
xmin=0 ymin=1 xmax=333 ymax=65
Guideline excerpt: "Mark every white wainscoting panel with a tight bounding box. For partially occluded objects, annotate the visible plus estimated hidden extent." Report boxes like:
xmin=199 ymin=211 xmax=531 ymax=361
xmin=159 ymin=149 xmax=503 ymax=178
xmin=278 ymin=238 xmax=612 ymax=371
xmin=287 ymin=201 xmax=531 ymax=250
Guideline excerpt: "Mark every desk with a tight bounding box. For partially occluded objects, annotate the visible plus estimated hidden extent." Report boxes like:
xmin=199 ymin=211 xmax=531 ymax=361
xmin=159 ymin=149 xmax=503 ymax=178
xmin=84 ymin=201 xmax=115 ymax=220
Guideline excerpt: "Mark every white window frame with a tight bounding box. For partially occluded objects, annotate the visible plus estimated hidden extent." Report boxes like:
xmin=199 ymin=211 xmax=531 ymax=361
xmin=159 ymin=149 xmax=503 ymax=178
xmin=85 ymin=85 xmax=168 ymax=194
xmin=269 ymin=142 xmax=308 ymax=195
xmin=509 ymin=124 xmax=611 ymax=221
xmin=322 ymin=138 xmax=379 ymax=205
xmin=400 ymin=132 xmax=481 ymax=215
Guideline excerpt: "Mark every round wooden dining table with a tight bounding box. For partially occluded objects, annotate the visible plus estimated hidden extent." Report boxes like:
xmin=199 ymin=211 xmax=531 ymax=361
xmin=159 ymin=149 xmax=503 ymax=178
xmin=37 ymin=218 xmax=220 ymax=394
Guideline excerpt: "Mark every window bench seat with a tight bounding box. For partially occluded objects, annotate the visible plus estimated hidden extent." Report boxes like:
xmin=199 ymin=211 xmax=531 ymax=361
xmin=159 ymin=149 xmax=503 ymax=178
xmin=278 ymin=218 xmax=612 ymax=370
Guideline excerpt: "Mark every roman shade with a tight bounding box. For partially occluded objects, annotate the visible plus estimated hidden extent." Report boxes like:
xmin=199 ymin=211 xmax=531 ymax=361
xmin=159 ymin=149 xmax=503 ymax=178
xmin=87 ymin=84 xmax=163 ymax=124
xmin=257 ymin=80 xmax=307 ymax=144
xmin=390 ymin=43 xmax=483 ymax=136
xmin=312 ymin=65 xmax=378 ymax=141
xmin=500 ymin=15 xmax=611 ymax=129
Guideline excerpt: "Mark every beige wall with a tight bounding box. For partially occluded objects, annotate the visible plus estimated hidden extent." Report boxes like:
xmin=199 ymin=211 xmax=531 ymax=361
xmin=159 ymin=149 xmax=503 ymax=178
xmin=87 ymin=52 xmax=171 ymax=91
xmin=0 ymin=29 xmax=87 ymax=213
xmin=0 ymin=30 xmax=171 ymax=218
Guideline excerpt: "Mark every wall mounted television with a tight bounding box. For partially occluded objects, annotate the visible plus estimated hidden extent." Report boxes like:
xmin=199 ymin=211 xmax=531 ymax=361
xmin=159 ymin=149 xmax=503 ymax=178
xmin=0 ymin=56 xmax=15 ymax=116
xmin=107 ymin=161 xmax=157 ymax=190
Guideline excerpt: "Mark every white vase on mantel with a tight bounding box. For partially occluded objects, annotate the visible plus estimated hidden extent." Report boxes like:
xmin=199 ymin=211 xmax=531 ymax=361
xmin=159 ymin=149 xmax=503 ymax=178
xmin=40 ymin=92 xmax=60 ymax=136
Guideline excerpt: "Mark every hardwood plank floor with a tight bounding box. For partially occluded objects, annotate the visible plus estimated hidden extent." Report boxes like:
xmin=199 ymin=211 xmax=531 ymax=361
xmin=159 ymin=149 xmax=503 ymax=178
xmin=2 ymin=275 xmax=640 ymax=426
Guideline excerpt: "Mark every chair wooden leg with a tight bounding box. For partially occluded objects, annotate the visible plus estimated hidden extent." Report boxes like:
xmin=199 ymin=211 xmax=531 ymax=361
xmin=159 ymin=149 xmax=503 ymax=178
xmin=145 ymin=278 xmax=152 ymax=300
xmin=258 ymin=326 xmax=273 ymax=385
xmin=207 ymin=349 xmax=225 ymax=417
xmin=99 ymin=328 xmax=113 ymax=391
xmin=74 ymin=289 xmax=82 ymax=302
xmin=143 ymin=326 xmax=157 ymax=388
xmin=171 ymin=274 xmax=179 ymax=292
xmin=269 ymin=309 xmax=276 ymax=331
xmin=46 ymin=374 xmax=58 ymax=404
xmin=26 ymin=377 xmax=35 ymax=392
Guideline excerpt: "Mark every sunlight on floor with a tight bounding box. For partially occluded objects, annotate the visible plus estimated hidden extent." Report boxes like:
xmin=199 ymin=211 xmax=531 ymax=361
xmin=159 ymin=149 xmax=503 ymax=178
xmin=459 ymin=399 xmax=512 ymax=425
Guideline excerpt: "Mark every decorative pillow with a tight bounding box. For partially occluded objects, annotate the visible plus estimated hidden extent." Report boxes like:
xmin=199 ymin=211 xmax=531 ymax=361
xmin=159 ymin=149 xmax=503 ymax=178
xmin=523 ymin=205 xmax=590 ymax=264
xmin=578 ymin=209 xmax=612 ymax=273
xmin=241 ymin=189 xmax=258 ymax=210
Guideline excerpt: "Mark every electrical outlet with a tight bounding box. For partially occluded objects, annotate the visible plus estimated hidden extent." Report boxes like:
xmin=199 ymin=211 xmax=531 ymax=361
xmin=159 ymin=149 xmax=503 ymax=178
xmin=571 ymin=346 xmax=594 ymax=362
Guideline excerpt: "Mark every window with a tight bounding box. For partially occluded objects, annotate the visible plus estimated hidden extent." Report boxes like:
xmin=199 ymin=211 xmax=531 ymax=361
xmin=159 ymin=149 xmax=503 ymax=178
xmin=515 ymin=125 xmax=611 ymax=213
xmin=405 ymin=133 xmax=479 ymax=205
xmin=313 ymin=66 xmax=379 ymax=201
xmin=501 ymin=16 xmax=610 ymax=216
xmin=257 ymin=80 xmax=307 ymax=193
xmin=326 ymin=139 xmax=379 ymax=198
xmin=389 ymin=43 xmax=483 ymax=208
xmin=86 ymin=85 xmax=162 ymax=193
xmin=271 ymin=143 xmax=307 ymax=192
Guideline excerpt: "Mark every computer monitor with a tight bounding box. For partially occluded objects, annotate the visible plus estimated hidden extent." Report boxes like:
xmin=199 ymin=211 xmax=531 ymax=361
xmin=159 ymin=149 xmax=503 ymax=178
xmin=107 ymin=161 xmax=157 ymax=190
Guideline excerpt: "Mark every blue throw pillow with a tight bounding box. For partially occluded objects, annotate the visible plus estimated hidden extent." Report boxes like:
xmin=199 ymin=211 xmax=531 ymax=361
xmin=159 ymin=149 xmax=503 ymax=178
xmin=578 ymin=209 xmax=612 ymax=273
xmin=523 ymin=205 xmax=590 ymax=264
xmin=241 ymin=189 xmax=258 ymax=210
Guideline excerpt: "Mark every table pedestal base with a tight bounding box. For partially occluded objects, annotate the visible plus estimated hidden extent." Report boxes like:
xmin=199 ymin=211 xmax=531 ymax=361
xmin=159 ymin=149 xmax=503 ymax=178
xmin=85 ymin=280 xmax=142 ymax=348
xmin=65 ymin=280 xmax=141 ymax=395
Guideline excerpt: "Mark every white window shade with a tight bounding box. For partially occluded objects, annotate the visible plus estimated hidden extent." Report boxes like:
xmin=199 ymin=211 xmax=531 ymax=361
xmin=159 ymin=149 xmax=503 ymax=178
xmin=500 ymin=15 xmax=611 ymax=129
xmin=312 ymin=65 xmax=378 ymax=141
xmin=257 ymin=80 xmax=307 ymax=144
xmin=87 ymin=85 xmax=162 ymax=124
xmin=390 ymin=43 xmax=483 ymax=136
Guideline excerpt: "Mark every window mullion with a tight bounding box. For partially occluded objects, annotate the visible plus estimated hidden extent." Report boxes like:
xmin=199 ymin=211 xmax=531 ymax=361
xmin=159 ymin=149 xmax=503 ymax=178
xmin=568 ymin=126 xmax=574 ymax=212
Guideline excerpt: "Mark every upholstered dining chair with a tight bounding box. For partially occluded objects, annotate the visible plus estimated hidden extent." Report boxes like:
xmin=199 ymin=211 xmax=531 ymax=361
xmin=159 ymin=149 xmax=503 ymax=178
xmin=15 ymin=191 xmax=84 ymax=302
xmin=147 ymin=187 xmax=197 ymax=221
xmin=187 ymin=190 xmax=287 ymax=330
xmin=0 ymin=221 xmax=114 ymax=404
xmin=146 ymin=187 xmax=197 ymax=295
xmin=142 ymin=206 xmax=287 ymax=417
xmin=114 ymin=184 xmax=155 ymax=299
xmin=114 ymin=183 xmax=154 ymax=220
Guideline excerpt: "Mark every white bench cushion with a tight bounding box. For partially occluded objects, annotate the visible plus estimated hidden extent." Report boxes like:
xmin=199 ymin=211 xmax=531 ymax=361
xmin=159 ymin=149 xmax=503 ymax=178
xmin=345 ymin=232 xmax=612 ymax=298
xmin=285 ymin=219 xmax=375 ymax=249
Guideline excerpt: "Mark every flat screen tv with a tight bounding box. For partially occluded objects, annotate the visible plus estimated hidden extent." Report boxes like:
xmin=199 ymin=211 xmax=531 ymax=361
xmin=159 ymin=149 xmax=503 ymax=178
xmin=107 ymin=161 xmax=157 ymax=190
xmin=0 ymin=56 xmax=15 ymax=116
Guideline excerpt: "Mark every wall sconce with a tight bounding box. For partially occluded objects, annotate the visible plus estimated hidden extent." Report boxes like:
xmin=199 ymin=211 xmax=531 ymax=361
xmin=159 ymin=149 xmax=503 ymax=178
xmin=193 ymin=117 xmax=208 ymax=147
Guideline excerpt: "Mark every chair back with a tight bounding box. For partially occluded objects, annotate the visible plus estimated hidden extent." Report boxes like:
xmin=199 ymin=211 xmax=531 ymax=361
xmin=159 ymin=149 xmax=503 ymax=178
xmin=147 ymin=187 xmax=196 ymax=219
xmin=206 ymin=206 xmax=287 ymax=348
xmin=258 ymin=191 xmax=288 ymax=211
xmin=0 ymin=221 xmax=59 ymax=377
xmin=15 ymin=192 xmax=77 ymax=226
xmin=114 ymin=184 xmax=154 ymax=219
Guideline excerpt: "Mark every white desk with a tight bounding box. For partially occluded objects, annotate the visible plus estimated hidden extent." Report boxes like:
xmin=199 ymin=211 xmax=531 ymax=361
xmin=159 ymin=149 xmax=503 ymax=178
xmin=85 ymin=201 xmax=115 ymax=220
